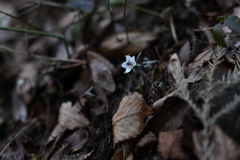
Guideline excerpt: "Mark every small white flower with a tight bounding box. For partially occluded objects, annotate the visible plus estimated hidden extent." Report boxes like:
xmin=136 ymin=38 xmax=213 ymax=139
xmin=121 ymin=55 xmax=137 ymax=74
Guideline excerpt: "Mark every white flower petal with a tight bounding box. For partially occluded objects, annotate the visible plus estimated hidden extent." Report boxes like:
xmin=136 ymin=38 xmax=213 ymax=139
xmin=121 ymin=62 xmax=128 ymax=68
xmin=125 ymin=67 xmax=132 ymax=73
xmin=126 ymin=55 xmax=132 ymax=61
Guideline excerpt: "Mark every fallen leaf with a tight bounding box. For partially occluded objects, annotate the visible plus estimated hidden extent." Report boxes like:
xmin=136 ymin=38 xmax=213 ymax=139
xmin=89 ymin=59 xmax=116 ymax=92
xmin=112 ymin=92 xmax=153 ymax=143
xmin=146 ymin=96 xmax=189 ymax=134
xmin=158 ymin=129 xmax=187 ymax=159
xmin=99 ymin=31 xmax=156 ymax=57
xmin=87 ymin=51 xmax=117 ymax=75
xmin=58 ymin=101 xmax=89 ymax=130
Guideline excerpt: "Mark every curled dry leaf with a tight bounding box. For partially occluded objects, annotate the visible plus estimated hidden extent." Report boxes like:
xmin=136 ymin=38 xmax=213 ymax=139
xmin=158 ymin=129 xmax=187 ymax=159
xmin=193 ymin=125 xmax=238 ymax=160
xmin=99 ymin=31 xmax=156 ymax=57
xmin=89 ymin=59 xmax=116 ymax=92
xmin=58 ymin=101 xmax=89 ymax=130
xmin=112 ymin=92 xmax=153 ymax=143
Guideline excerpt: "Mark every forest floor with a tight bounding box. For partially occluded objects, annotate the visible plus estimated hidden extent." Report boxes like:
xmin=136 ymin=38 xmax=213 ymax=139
xmin=0 ymin=0 xmax=240 ymax=160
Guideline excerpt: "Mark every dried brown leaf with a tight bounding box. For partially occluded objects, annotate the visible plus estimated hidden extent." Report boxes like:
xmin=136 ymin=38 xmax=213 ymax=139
xmin=158 ymin=129 xmax=187 ymax=159
xmin=112 ymin=92 xmax=153 ymax=143
xmin=178 ymin=41 xmax=191 ymax=65
xmin=58 ymin=101 xmax=89 ymax=130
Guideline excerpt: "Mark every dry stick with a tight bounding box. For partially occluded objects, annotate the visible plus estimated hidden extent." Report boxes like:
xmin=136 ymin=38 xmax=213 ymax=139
xmin=0 ymin=26 xmax=71 ymax=58
xmin=0 ymin=45 xmax=86 ymax=64
xmin=123 ymin=0 xmax=130 ymax=44
xmin=0 ymin=118 xmax=38 ymax=156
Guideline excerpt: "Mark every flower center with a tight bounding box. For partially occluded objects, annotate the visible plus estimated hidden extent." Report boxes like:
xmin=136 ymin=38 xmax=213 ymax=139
xmin=126 ymin=61 xmax=133 ymax=67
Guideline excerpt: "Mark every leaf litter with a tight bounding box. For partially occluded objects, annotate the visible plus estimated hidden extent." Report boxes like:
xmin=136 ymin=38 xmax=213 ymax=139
xmin=0 ymin=0 xmax=240 ymax=160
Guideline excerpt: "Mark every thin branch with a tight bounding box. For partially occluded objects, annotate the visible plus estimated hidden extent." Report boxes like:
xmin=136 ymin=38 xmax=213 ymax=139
xmin=0 ymin=26 xmax=71 ymax=58
xmin=0 ymin=45 xmax=86 ymax=64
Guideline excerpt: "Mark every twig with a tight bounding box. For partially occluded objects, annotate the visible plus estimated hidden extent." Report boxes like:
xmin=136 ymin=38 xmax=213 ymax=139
xmin=0 ymin=26 xmax=71 ymax=58
xmin=0 ymin=118 xmax=38 ymax=156
xmin=123 ymin=0 xmax=130 ymax=44
xmin=0 ymin=45 xmax=86 ymax=64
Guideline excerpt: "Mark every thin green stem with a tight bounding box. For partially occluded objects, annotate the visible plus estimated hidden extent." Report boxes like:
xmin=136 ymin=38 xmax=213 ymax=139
xmin=131 ymin=71 xmax=134 ymax=91
xmin=123 ymin=0 xmax=130 ymax=44
xmin=107 ymin=0 xmax=120 ymax=41
xmin=0 ymin=26 xmax=71 ymax=58
xmin=0 ymin=10 xmax=41 ymax=31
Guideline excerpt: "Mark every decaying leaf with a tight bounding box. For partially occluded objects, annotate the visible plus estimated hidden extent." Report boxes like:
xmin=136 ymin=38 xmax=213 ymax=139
xmin=58 ymin=101 xmax=89 ymax=130
xmin=158 ymin=129 xmax=187 ymax=159
xmin=89 ymin=59 xmax=116 ymax=92
xmin=112 ymin=92 xmax=153 ymax=143
xmin=193 ymin=125 xmax=238 ymax=160
xmin=99 ymin=31 xmax=156 ymax=57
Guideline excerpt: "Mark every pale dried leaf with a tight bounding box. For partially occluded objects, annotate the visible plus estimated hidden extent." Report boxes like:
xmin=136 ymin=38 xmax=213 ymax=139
xmin=99 ymin=31 xmax=156 ymax=57
xmin=89 ymin=59 xmax=116 ymax=92
xmin=12 ymin=90 xmax=27 ymax=122
xmin=112 ymin=92 xmax=153 ymax=143
xmin=158 ymin=129 xmax=187 ymax=159
xmin=58 ymin=102 xmax=89 ymax=130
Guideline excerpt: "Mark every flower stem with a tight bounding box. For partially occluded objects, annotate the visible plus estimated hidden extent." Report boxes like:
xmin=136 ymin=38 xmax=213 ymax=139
xmin=131 ymin=71 xmax=134 ymax=91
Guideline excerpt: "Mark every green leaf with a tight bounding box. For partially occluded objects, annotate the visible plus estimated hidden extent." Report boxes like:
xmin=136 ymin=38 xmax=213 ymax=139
xmin=212 ymin=23 xmax=227 ymax=47
xmin=224 ymin=15 xmax=240 ymax=34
